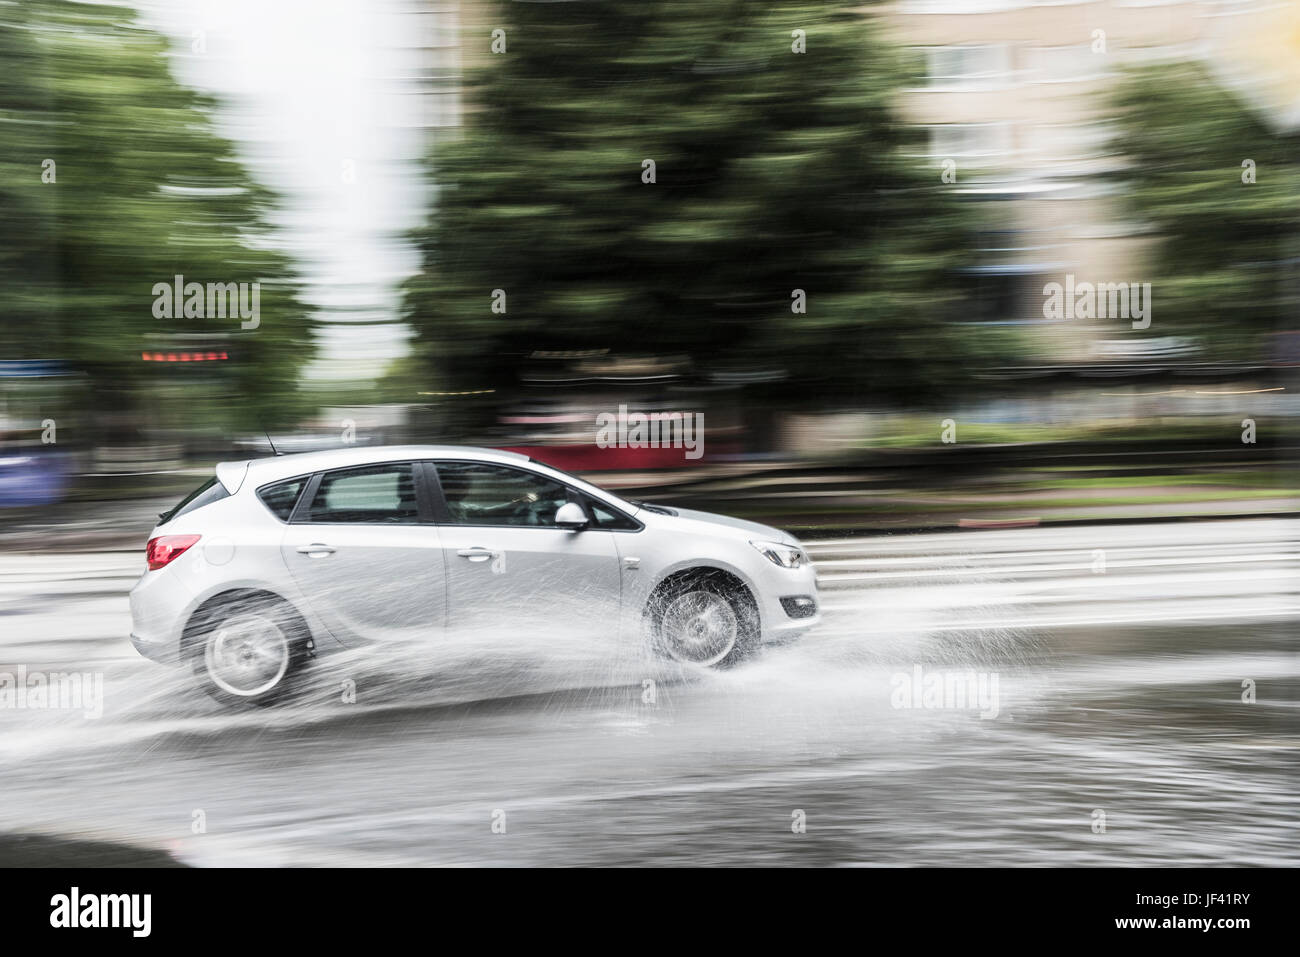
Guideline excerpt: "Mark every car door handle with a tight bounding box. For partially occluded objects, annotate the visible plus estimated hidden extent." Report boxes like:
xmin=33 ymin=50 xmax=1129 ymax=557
xmin=456 ymin=547 xmax=494 ymax=562
xmin=296 ymin=543 xmax=336 ymax=558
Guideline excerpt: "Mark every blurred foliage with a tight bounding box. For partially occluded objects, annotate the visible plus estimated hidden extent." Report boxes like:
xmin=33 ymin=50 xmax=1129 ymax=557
xmin=0 ymin=0 xmax=315 ymax=438
xmin=404 ymin=1 xmax=1017 ymax=423
xmin=1112 ymin=63 xmax=1300 ymax=360
xmin=308 ymin=356 xmax=428 ymax=408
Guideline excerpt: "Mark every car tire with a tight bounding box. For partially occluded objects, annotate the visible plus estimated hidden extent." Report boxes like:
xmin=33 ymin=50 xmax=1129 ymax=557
xmin=649 ymin=575 xmax=759 ymax=669
xmin=187 ymin=594 xmax=310 ymax=706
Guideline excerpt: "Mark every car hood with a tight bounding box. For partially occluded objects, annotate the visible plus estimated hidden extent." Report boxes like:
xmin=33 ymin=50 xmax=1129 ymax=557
xmin=659 ymin=506 xmax=795 ymax=544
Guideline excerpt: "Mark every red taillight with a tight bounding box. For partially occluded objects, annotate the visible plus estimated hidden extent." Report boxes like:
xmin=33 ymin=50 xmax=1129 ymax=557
xmin=146 ymin=534 xmax=201 ymax=570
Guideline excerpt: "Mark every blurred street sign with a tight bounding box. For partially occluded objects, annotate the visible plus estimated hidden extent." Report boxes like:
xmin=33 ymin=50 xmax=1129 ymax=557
xmin=0 ymin=360 xmax=70 ymax=378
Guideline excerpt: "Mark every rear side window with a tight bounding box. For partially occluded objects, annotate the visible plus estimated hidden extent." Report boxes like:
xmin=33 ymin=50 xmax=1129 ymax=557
xmin=258 ymin=477 xmax=307 ymax=522
xmin=160 ymin=477 xmax=229 ymax=524
xmin=303 ymin=463 xmax=419 ymax=524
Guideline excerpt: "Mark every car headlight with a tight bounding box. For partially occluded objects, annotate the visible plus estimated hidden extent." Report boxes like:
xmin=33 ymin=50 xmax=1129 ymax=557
xmin=750 ymin=539 xmax=806 ymax=569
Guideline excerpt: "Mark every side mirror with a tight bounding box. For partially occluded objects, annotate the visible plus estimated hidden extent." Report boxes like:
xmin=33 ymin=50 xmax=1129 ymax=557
xmin=554 ymin=502 xmax=588 ymax=530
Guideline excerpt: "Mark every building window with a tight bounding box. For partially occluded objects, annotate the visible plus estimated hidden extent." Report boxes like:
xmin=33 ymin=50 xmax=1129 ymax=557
xmin=924 ymin=45 xmax=1013 ymax=90
xmin=927 ymin=123 xmax=1014 ymax=160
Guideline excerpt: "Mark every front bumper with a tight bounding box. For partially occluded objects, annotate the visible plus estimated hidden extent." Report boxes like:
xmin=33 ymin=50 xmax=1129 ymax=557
xmin=755 ymin=559 xmax=820 ymax=642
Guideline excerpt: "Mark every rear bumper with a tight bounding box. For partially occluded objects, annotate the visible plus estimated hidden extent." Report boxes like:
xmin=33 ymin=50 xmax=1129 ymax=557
xmin=130 ymin=631 xmax=181 ymax=665
xmin=128 ymin=566 xmax=193 ymax=664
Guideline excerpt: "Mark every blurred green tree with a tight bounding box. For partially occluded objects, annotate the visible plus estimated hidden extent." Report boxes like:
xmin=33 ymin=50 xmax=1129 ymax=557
xmin=1112 ymin=62 xmax=1300 ymax=360
xmin=0 ymin=0 xmax=314 ymax=439
xmin=404 ymin=1 xmax=1012 ymax=423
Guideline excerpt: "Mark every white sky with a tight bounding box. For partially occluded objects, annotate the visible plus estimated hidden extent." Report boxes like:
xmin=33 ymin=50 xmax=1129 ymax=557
xmin=135 ymin=0 xmax=434 ymax=381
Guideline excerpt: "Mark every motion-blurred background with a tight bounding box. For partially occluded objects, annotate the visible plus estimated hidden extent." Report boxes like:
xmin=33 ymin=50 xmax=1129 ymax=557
xmin=2 ymin=0 xmax=1297 ymax=540
xmin=1 ymin=0 xmax=1298 ymax=870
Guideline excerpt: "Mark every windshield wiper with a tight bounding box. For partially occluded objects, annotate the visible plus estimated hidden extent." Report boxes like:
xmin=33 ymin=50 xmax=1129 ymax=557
xmin=630 ymin=500 xmax=677 ymax=516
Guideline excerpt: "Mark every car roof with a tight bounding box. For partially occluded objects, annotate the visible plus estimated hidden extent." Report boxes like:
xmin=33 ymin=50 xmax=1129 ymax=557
xmin=217 ymin=445 xmax=530 ymax=493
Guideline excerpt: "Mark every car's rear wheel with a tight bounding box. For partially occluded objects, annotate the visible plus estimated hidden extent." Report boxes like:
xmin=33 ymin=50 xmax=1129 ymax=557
xmin=188 ymin=596 xmax=309 ymax=706
xmin=651 ymin=577 xmax=758 ymax=668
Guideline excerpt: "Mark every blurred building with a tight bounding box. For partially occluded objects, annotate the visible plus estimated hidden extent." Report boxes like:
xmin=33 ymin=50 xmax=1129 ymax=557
xmin=391 ymin=0 xmax=465 ymax=141
xmin=883 ymin=0 xmax=1277 ymax=364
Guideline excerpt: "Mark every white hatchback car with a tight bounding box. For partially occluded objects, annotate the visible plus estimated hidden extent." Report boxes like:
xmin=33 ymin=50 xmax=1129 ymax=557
xmin=130 ymin=446 xmax=819 ymax=704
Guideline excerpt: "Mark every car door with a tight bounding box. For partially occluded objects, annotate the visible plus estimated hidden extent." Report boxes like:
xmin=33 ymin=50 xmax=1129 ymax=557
xmin=280 ymin=461 xmax=446 ymax=645
xmin=427 ymin=460 xmax=623 ymax=644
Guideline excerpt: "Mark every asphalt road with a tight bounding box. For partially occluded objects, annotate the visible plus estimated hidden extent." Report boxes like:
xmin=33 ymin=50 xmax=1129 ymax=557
xmin=0 ymin=518 xmax=1296 ymax=866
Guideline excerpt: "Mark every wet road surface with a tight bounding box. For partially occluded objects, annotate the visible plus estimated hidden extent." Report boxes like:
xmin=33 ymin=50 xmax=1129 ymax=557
xmin=0 ymin=519 xmax=1295 ymax=865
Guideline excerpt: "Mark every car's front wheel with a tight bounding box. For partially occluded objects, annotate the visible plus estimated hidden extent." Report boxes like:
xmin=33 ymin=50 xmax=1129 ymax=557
xmin=188 ymin=595 xmax=310 ymax=706
xmin=650 ymin=576 xmax=758 ymax=668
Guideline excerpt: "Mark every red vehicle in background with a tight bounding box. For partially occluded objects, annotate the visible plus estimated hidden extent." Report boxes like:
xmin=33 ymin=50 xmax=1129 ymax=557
xmin=497 ymin=402 xmax=741 ymax=472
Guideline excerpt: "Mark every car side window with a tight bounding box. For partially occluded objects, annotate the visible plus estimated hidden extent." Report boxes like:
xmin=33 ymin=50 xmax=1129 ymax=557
xmin=304 ymin=463 xmax=419 ymax=524
xmin=258 ymin=477 xmax=307 ymax=522
xmin=435 ymin=461 xmax=569 ymax=527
